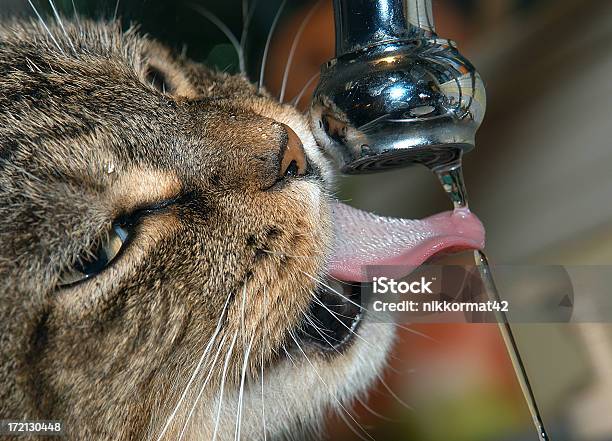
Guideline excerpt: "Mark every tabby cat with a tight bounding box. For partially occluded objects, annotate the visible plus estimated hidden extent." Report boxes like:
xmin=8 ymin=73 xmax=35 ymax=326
xmin=0 ymin=15 xmax=483 ymax=441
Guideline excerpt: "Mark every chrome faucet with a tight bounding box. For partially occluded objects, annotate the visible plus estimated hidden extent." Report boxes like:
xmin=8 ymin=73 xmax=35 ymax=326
xmin=310 ymin=0 xmax=486 ymax=173
xmin=310 ymin=4 xmax=553 ymax=440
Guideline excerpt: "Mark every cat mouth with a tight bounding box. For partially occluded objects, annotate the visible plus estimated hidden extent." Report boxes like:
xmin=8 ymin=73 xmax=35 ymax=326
xmin=297 ymin=201 xmax=485 ymax=351
xmin=297 ymin=280 xmax=363 ymax=352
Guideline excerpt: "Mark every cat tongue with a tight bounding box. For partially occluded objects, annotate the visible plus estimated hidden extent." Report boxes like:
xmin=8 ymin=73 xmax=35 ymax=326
xmin=329 ymin=201 xmax=485 ymax=282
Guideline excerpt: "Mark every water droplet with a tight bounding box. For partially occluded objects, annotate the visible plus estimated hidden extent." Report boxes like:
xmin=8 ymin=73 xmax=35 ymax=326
xmin=430 ymin=158 xmax=468 ymax=210
xmin=106 ymin=163 xmax=115 ymax=174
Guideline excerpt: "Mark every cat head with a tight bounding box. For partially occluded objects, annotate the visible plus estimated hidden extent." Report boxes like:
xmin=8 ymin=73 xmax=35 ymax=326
xmin=0 ymin=19 xmax=395 ymax=440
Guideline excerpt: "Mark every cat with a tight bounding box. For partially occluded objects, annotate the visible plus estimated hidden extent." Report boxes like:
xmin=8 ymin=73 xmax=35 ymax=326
xmin=0 ymin=17 xmax=397 ymax=441
xmin=0 ymin=8 xmax=487 ymax=439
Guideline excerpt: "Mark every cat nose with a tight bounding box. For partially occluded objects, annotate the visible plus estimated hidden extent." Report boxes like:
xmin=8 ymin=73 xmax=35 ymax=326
xmin=279 ymin=124 xmax=308 ymax=178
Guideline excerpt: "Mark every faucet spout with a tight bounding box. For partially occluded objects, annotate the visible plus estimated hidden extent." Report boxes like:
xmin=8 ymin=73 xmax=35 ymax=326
xmin=310 ymin=0 xmax=486 ymax=174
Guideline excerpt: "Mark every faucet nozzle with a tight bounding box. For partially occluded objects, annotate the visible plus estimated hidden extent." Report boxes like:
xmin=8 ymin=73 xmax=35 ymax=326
xmin=310 ymin=0 xmax=486 ymax=173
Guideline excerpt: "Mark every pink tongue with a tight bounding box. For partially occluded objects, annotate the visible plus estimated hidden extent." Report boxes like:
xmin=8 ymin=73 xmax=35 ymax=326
xmin=329 ymin=201 xmax=485 ymax=282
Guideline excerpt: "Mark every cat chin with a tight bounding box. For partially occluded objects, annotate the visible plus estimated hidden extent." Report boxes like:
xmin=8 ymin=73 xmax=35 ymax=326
xmin=237 ymin=320 xmax=394 ymax=441
xmin=169 ymin=319 xmax=394 ymax=441
xmin=265 ymin=319 xmax=395 ymax=441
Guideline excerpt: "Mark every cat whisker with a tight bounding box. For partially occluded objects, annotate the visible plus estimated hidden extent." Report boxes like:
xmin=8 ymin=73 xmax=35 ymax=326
xmin=301 ymin=310 xmax=329 ymax=333
xmin=27 ymin=0 xmax=64 ymax=54
xmin=261 ymin=249 xmax=321 ymax=260
xmin=239 ymin=0 xmax=258 ymax=72
xmin=221 ymin=63 xmax=236 ymax=74
xmin=355 ymin=396 xmax=399 ymax=423
xmin=316 ymin=271 xmax=352 ymax=287
xmin=190 ymin=4 xmax=245 ymax=74
xmin=258 ymin=0 xmax=286 ymax=92
xmin=24 ymin=56 xmax=43 ymax=73
xmin=235 ymin=287 xmax=249 ymax=439
xmin=113 ymin=0 xmax=120 ymax=21
xmin=336 ymin=409 xmax=377 ymax=441
xmin=309 ymin=295 xmax=372 ymax=347
xmin=156 ymin=291 xmax=233 ymax=441
xmin=49 ymin=0 xmax=76 ymax=53
xmin=377 ymin=373 xmax=413 ymax=411
xmin=70 ymin=0 xmax=82 ymax=33
xmin=301 ymin=270 xmax=364 ymax=312
xmin=281 ymin=306 xmax=373 ymax=440
xmin=279 ymin=0 xmax=321 ymax=103
xmin=317 ymin=270 xmax=437 ymax=344
xmin=282 ymin=344 xmax=298 ymax=368
xmin=301 ymin=311 xmax=342 ymax=353
xmin=235 ymin=332 xmax=255 ymax=441
xmin=316 ymin=273 xmax=435 ymax=341
xmin=177 ymin=332 xmax=230 ymax=441
xmin=305 ymin=270 xmax=433 ymax=341
xmin=240 ymin=284 xmax=247 ymax=345
xmin=303 ymin=272 xmax=414 ymax=358
xmin=291 ymin=72 xmax=319 ymax=107
xmin=211 ymin=331 xmax=239 ymax=441
xmin=307 ymin=317 xmax=412 ymax=423
xmin=242 ymin=0 xmax=249 ymax=26
xmin=374 ymin=348 xmax=416 ymax=375
xmin=287 ymin=331 xmax=376 ymax=441
xmin=47 ymin=0 xmax=76 ymax=53
xmin=261 ymin=286 xmax=268 ymax=441
xmin=325 ymin=189 xmax=347 ymax=200
xmin=393 ymin=322 xmax=438 ymax=343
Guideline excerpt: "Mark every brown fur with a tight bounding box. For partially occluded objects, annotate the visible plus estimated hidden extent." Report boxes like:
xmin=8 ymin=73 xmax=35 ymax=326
xmin=0 ymin=18 xmax=393 ymax=441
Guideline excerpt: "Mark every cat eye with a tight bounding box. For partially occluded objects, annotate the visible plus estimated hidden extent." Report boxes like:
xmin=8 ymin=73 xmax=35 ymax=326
xmin=59 ymin=224 xmax=129 ymax=287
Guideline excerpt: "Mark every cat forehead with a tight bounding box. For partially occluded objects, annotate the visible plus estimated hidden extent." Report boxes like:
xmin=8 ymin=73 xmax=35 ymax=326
xmin=0 ymin=20 xmax=192 ymax=151
xmin=0 ymin=18 xmax=257 ymax=96
xmin=0 ymin=18 xmax=326 ymax=186
xmin=0 ymin=18 xmax=271 ymax=120
xmin=0 ymin=19 xmax=143 ymax=61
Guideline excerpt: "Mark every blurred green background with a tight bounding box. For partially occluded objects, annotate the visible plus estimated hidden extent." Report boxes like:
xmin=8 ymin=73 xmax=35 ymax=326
xmin=2 ymin=0 xmax=612 ymax=440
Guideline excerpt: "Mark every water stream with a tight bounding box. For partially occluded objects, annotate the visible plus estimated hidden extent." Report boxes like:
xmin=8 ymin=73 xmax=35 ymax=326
xmin=429 ymin=156 xmax=551 ymax=441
